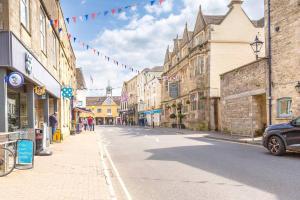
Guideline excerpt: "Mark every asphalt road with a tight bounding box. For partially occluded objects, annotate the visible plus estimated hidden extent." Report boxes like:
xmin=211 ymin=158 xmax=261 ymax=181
xmin=97 ymin=126 xmax=300 ymax=200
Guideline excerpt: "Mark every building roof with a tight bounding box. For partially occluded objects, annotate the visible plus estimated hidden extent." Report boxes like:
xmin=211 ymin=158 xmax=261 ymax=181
xmin=76 ymin=68 xmax=87 ymax=90
xmin=204 ymin=15 xmax=226 ymax=25
xmin=251 ymin=18 xmax=265 ymax=28
xmin=86 ymin=96 xmax=121 ymax=106
xmin=149 ymin=66 xmax=163 ymax=72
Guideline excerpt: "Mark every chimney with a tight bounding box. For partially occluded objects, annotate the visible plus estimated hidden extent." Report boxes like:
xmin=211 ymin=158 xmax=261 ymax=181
xmin=228 ymin=0 xmax=243 ymax=8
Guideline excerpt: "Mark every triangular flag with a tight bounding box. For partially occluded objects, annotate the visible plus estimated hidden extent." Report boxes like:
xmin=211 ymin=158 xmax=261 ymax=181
xmin=86 ymin=45 xmax=89 ymax=50
xmin=73 ymin=37 xmax=77 ymax=42
xmin=91 ymin=13 xmax=97 ymax=19
xmin=67 ymin=34 xmax=71 ymax=39
xmin=111 ymin=9 xmax=116 ymax=15
xmin=159 ymin=0 xmax=164 ymax=5
xmin=58 ymin=28 xmax=62 ymax=33
xmin=72 ymin=16 xmax=77 ymax=23
xmin=85 ymin=14 xmax=89 ymax=21
xmin=104 ymin=11 xmax=109 ymax=16
xmin=79 ymin=16 xmax=83 ymax=22
xmin=66 ymin=18 xmax=70 ymax=24
xmin=118 ymin=8 xmax=122 ymax=13
xmin=50 ymin=19 xmax=54 ymax=25
xmin=54 ymin=19 xmax=58 ymax=27
xmin=150 ymin=0 xmax=155 ymax=6
xmin=97 ymin=52 xmax=100 ymax=56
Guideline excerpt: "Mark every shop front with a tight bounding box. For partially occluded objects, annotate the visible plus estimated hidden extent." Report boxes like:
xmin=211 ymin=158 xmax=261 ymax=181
xmin=144 ymin=109 xmax=162 ymax=127
xmin=0 ymin=32 xmax=61 ymax=147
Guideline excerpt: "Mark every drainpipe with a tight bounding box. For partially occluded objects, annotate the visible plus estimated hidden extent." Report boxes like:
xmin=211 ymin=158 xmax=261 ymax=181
xmin=267 ymin=0 xmax=272 ymax=125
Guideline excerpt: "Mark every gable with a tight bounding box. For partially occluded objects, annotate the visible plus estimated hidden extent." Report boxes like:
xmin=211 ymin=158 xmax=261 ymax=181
xmin=194 ymin=6 xmax=206 ymax=34
xmin=102 ymin=97 xmax=116 ymax=106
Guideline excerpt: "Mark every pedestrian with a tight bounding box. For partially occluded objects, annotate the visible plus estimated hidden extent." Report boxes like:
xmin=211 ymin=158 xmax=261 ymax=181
xmin=83 ymin=118 xmax=88 ymax=131
xmin=88 ymin=116 xmax=94 ymax=131
xmin=49 ymin=112 xmax=58 ymax=144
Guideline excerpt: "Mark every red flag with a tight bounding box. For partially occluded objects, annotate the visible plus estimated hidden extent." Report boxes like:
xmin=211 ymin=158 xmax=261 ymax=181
xmin=91 ymin=12 xmax=97 ymax=19
xmin=111 ymin=9 xmax=116 ymax=15
xmin=54 ymin=19 xmax=58 ymax=27
xmin=93 ymin=49 xmax=96 ymax=54
xmin=67 ymin=33 xmax=71 ymax=40
xmin=72 ymin=16 xmax=77 ymax=23
xmin=159 ymin=0 xmax=164 ymax=5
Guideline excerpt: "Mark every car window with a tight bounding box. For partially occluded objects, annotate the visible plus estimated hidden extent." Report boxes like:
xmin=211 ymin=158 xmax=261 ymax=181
xmin=294 ymin=118 xmax=300 ymax=126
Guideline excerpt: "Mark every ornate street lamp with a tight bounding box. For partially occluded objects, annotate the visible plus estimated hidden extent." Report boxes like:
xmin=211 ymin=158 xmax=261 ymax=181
xmin=295 ymin=82 xmax=300 ymax=93
xmin=250 ymin=35 xmax=264 ymax=60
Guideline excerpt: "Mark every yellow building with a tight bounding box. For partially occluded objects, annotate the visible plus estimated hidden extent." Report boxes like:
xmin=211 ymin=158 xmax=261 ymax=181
xmin=81 ymin=86 xmax=121 ymax=125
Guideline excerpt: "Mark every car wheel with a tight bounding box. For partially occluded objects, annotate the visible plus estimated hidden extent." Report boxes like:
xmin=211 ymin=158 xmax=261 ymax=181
xmin=268 ymin=136 xmax=285 ymax=156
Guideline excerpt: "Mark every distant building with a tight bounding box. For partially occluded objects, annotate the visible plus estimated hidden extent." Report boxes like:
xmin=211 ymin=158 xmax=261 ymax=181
xmin=83 ymin=85 xmax=121 ymax=125
xmin=161 ymin=0 xmax=264 ymax=130
xmin=75 ymin=68 xmax=87 ymax=108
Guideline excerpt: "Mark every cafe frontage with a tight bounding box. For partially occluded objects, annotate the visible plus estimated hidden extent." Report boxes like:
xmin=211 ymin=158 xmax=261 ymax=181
xmin=0 ymin=32 xmax=61 ymax=143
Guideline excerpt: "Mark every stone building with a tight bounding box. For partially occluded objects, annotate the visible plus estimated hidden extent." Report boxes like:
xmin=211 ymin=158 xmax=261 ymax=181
xmin=266 ymin=0 xmax=300 ymax=124
xmin=125 ymin=75 xmax=138 ymax=125
xmin=0 ymin=0 xmax=76 ymax=137
xmin=143 ymin=67 xmax=163 ymax=126
xmin=220 ymin=59 xmax=268 ymax=137
xmin=161 ymin=0 xmax=264 ymax=130
xmin=120 ymin=82 xmax=129 ymax=125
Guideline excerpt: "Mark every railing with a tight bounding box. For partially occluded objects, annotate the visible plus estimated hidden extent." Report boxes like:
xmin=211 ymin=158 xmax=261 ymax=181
xmin=0 ymin=130 xmax=33 ymax=147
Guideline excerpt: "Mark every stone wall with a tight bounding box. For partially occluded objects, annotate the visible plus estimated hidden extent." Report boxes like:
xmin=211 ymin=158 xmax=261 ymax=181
xmin=220 ymin=59 xmax=267 ymax=136
xmin=266 ymin=0 xmax=300 ymax=124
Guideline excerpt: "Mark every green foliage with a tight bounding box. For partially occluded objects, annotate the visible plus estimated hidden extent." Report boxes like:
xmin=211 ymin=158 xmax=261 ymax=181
xmin=169 ymin=113 xmax=177 ymax=119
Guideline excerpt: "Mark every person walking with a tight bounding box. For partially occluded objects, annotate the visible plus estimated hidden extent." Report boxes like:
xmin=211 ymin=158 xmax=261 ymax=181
xmin=88 ymin=116 xmax=94 ymax=131
xmin=83 ymin=118 xmax=88 ymax=131
xmin=49 ymin=112 xmax=58 ymax=144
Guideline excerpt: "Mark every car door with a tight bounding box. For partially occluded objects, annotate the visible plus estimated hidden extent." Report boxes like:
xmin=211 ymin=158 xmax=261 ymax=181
xmin=285 ymin=117 xmax=300 ymax=147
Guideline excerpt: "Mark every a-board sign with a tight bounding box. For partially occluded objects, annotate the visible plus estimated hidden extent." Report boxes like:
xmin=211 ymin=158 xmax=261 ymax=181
xmin=17 ymin=140 xmax=34 ymax=166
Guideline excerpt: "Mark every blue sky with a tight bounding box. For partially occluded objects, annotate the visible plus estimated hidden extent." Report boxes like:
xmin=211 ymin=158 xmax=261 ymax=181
xmin=60 ymin=0 xmax=264 ymax=96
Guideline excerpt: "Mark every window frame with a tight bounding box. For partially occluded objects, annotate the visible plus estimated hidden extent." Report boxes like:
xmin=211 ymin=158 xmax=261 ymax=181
xmin=20 ymin=0 xmax=30 ymax=32
xmin=52 ymin=31 xmax=57 ymax=69
xmin=40 ymin=7 xmax=47 ymax=54
xmin=277 ymin=97 xmax=292 ymax=118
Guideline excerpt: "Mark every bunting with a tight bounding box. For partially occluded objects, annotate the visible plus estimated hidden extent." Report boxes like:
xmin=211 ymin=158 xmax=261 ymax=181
xmin=49 ymin=0 xmax=165 ymax=26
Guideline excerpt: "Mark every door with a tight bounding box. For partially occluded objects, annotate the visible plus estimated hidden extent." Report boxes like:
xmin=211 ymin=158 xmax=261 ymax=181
xmin=285 ymin=117 xmax=300 ymax=147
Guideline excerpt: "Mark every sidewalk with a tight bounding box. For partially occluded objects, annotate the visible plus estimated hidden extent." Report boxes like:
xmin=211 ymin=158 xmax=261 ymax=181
xmin=0 ymin=132 xmax=111 ymax=200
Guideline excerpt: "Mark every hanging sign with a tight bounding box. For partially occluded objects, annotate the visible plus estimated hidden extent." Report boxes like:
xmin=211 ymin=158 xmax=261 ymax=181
xmin=6 ymin=72 xmax=24 ymax=88
xmin=62 ymin=87 xmax=73 ymax=98
xmin=34 ymin=86 xmax=46 ymax=95
xmin=25 ymin=52 xmax=33 ymax=74
xmin=17 ymin=139 xmax=34 ymax=166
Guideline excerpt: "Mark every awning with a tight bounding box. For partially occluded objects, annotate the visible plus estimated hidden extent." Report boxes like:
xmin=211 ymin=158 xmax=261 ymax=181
xmin=73 ymin=107 xmax=93 ymax=115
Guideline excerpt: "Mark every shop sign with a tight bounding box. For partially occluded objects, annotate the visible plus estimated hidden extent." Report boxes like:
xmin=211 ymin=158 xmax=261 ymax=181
xmin=62 ymin=87 xmax=73 ymax=98
xmin=25 ymin=53 xmax=33 ymax=74
xmin=169 ymin=82 xmax=179 ymax=98
xmin=6 ymin=72 xmax=24 ymax=88
xmin=34 ymin=86 xmax=46 ymax=96
xmin=17 ymin=139 xmax=34 ymax=166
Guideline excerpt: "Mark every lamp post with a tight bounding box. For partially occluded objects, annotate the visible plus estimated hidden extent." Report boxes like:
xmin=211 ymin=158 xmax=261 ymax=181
xmin=250 ymin=35 xmax=264 ymax=60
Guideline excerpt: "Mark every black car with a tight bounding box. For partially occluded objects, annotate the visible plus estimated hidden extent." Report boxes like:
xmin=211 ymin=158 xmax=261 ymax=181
xmin=263 ymin=117 xmax=300 ymax=156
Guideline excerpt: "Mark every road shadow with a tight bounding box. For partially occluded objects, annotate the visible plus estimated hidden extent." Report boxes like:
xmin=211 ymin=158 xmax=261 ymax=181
xmin=144 ymin=137 xmax=300 ymax=200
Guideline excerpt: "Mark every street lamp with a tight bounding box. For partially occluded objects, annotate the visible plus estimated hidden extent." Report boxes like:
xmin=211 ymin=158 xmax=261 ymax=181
xmin=250 ymin=35 xmax=264 ymax=60
xmin=295 ymin=82 xmax=300 ymax=93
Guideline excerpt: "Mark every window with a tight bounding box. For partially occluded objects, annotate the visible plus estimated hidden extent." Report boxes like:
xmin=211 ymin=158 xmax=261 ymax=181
xmin=107 ymin=109 xmax=112 ymax=114
xmin=194 ymin=32 xmax=204 ymax=46
xmin=194 ymin=56 xmax=204 ymax=75
xmin=190 ymin=94 xmax=197 ymax=111
xmin=198 ymin=92 xmax=205 ymax=110
xmin=40 ymin=8 xmax=46 ymax=53
xmin=182 ymin=46 xmax=188 ymax=57
xmin=97 ymin=109 xmax=102 ymax=113
xmin=20 ymin=0 xmax=29 ymax=30
xmin=165 ymin=80 xmax=168 ymax=92
xmin=277 ymin=97 xmax=292 ymax=118
xmin=52 ymin=32 xmax=57 ymax=69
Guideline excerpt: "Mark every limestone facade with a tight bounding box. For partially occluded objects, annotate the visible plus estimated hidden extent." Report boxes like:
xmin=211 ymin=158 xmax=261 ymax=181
xmin=161 ymin=0 xmax=264 ymax=131
xmin=266 ymin=0 xmax=300 ymax=124
xmin=220 ymin=59 xmax=268 ymax=137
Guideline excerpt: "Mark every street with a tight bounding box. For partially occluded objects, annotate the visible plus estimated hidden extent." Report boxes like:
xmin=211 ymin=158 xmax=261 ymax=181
xmin=99 ymin=126 xmax=300 ymax=200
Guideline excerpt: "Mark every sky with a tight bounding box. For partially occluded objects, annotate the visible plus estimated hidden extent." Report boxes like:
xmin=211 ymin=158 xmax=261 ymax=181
xmin=60 ymin=0 xmax=264 ymax=97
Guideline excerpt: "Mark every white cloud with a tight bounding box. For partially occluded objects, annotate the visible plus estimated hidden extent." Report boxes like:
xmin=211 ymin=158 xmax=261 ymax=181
xmin=76 ymin=0 xmax=264 ymax=96
xmin=118 ymin=12 xmax=129 ymax=21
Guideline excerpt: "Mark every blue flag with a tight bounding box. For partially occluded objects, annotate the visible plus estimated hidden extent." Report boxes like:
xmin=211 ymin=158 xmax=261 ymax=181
xmin=85 ymin=14 xmax=89 ymax=21
xmin=150 ymin=0 xmax=156 ymax=6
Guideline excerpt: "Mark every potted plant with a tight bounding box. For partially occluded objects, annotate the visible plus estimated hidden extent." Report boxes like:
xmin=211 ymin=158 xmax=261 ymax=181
xmin=177 ymin=113 xmax=186 ymax=129
xmin=171 ymin=103 xmax=176 ymax=108
xmin=169 ymin=113 xmax=177 ymax=128
xmin=186 ymin=100 xmax=190 ymax=104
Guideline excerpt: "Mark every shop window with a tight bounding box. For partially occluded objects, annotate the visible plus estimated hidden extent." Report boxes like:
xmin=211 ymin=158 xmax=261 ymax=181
xmin=277 ymin=97 xmax=292 ymax=118
xmin=20 ymin=0 xmax=29 ymax=30
xmin=40 ymin=8 xmax=46 ymax=53
xmin=97 ymin=109 xmax=102 ymax=113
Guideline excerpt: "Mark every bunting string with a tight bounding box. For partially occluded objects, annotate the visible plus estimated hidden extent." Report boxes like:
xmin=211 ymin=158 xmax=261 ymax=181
xmin=49 ymin=0 xmax=165 ymax=27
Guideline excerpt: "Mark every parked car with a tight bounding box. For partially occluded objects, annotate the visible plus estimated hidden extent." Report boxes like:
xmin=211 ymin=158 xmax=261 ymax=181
xmin=263 ymin=117 xmax=300 ymax=156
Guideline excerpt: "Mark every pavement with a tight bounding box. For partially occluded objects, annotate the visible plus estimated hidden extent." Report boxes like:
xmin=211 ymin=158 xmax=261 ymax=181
xmin=0 ymin=131 xmax=112 ymax=200
xmin=100 ymin=126 xmax=300 ymax=200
